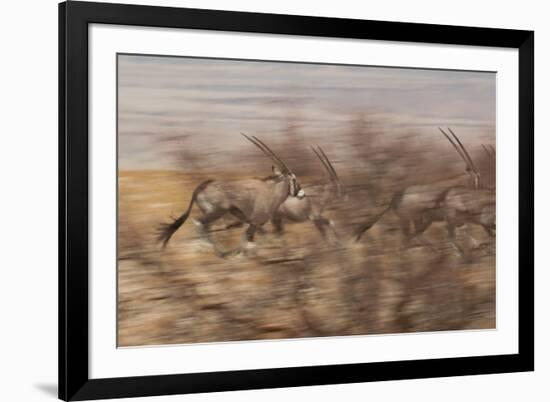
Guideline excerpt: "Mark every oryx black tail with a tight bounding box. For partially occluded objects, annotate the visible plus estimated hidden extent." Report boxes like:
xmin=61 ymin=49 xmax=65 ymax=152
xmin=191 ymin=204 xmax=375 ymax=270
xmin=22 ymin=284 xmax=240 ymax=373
xmin=156 ymin=180 xmax=213 ymax=248
xmin=355 ymin=189 xmax=404 ymax=241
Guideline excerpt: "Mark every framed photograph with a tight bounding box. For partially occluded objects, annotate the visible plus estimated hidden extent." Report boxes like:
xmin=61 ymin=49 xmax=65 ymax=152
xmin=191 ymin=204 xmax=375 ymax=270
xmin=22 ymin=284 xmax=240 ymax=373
xmin=59 ymin=1 xmax=534 ymax=400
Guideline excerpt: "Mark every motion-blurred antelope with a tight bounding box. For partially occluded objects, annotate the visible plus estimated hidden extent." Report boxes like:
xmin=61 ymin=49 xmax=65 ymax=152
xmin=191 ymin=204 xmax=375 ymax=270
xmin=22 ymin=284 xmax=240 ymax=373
xmin=355 ymin=128 xmax=495 ymax=257
xmin=440 ymin=143 xmax=496 ymax=254
xmin=219 ymin=145 xmax=343 ymax=243
xmin=157 ymin=134 xmax=304 ymax=256
xmin=271 ymin=146 xmax=343 ymax=242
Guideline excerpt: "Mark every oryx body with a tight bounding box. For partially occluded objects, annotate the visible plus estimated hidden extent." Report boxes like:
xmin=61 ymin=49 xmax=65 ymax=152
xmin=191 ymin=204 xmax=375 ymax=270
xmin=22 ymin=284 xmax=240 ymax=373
xmin=196 ymin=176 xmax=295 ymax=225
xmin=271 ymin=146 xmax=342 ymax=242
xmin=443 ymin=186 xmax=495 ymax=234
xmin=157 ymin=135 xmax=304 ymax=255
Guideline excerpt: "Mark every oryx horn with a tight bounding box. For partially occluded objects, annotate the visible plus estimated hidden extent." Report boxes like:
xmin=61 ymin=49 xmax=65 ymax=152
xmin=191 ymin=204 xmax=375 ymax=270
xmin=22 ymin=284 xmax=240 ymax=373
xmin=447 ymin=127 xmax=478 ymax=174
xmin=312 ymin=146 xmax=341 ymax=181
xmin=482 ymin=144 xmax=495 ymax=159
xmin=241 ymin=133 xmax=291 ymax=173
xmin=439 ymin=127 xmax=477 ymax=174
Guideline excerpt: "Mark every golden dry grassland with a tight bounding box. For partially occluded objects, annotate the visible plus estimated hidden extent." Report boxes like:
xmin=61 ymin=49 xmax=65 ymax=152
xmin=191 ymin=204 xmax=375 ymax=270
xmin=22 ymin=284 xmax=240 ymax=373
xmin=118 ymin=170 xmax=495 ymax=347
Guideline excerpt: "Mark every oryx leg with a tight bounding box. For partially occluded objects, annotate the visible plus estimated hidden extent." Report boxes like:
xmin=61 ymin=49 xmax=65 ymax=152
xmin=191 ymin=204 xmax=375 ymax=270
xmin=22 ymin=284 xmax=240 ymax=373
xmin=447 ymin=222 xmax=481 ymax=263
xmin=397 ymin=217 xmax=413 ymax=248
xmin=230 ymin=207 xmax=267 ymax=235
xmin=245 ymin=224 xmax=258 ymax=241
xmin=398 ymin=214 xmax=433 ymax=249
xmin=193 ymin=209 xmax=228 ymax=249
xmin=209 ymin=208 xmax=246 ymax=231
xmin=444 ymin=208 xmax=467 ymax=257
xmin=466 ymin=223 xmax=495 ymax=252
xmin=311 ymin=215 xmax=339 ymax=245
xmin=271 ymin=213 xmax=284 ymax=235
xmin=224 ymin=221 xmax=268 ymax=235
xmin=312 ymin=216 xmax=329 ymax=238
xmin=408 ymin=216 xmax=434 ymax=249
xmin=225 ymin=219 xmax=268 ymax=234
xmin=206 ymin=219 xmax=244 ymax=233
xmin=482 ymin=223 xmax=496 ymax=237
xmin=239 ymin=224 xmax=259 ymax=256
xmin=211 ymin=208 xmax=264 ymax=234
xmin=446 ymin=222 xmax=464 ymax=257
xmin=225 ymin=221 xmax=245 ymax=230
xmin=218 ymin=223 xmax=261 ymax=258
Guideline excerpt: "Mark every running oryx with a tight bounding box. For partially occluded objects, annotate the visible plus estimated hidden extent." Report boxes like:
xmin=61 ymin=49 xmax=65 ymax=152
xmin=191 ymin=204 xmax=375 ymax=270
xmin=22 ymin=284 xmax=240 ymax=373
xmin=156 ymin=134 xmax=305 ymax=256
xmin=355 ymin=128 xmax=494 ymax=256
xmin=271 ymin=145 xmax=343 ymax=242
xmin=439 ymin=143 xmax=496 ymax=255
xmin=216 ymin=145 xmax=343 ymax=243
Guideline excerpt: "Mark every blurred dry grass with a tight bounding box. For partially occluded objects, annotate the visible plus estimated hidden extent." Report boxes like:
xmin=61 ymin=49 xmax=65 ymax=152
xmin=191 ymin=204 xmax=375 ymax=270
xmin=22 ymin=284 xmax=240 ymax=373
xmin=118 ymin=153 xmax=495 ymax=346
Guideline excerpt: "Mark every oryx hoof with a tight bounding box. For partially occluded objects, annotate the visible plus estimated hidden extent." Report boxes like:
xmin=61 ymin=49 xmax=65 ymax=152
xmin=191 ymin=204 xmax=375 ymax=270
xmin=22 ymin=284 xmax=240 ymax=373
xmin=243 ymin=241 xmax=256 ymax=249
xmin=242 ymin=242 xmax=258 ymax=257
xmin=193 ymin=220 xmax=207 ymax=236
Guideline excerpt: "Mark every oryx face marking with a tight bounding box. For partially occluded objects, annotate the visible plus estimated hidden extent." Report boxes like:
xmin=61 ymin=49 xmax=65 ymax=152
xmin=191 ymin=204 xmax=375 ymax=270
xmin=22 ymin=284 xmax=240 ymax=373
xmin=288 ymin=173 xmax=304 ymax=199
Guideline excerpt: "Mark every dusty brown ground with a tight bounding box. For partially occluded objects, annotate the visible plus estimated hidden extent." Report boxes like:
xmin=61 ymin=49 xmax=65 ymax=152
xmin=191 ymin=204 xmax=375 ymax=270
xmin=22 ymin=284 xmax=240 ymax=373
xmin=117 ymin=170 xmax=495 ymax=347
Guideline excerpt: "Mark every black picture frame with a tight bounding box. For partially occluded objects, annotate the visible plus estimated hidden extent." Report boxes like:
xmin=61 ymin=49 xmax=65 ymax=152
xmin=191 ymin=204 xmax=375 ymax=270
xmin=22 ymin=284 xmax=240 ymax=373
xmin=59 ymin=1 xmax=534 ymax=400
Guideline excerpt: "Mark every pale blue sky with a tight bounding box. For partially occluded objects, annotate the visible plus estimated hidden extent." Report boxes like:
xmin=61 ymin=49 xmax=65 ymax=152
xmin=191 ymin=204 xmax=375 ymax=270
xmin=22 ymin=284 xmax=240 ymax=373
xmin=118 ymin=54 xmax=495 ymax=169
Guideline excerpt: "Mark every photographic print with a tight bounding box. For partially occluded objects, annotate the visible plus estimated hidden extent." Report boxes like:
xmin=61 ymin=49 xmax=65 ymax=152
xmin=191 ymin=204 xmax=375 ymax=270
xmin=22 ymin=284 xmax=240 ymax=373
xmin=117 ymin=54 xmax=496 ymax=347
